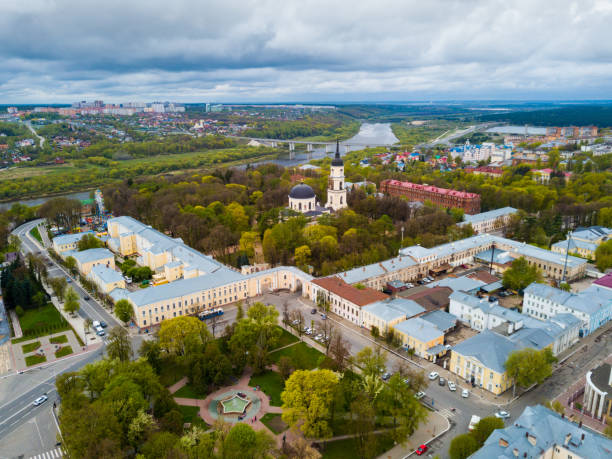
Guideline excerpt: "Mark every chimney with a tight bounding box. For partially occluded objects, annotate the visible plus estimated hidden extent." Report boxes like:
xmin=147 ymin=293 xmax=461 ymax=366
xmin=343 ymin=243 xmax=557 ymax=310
xmin=579 ymin=421 xmax=582 ymax=428
xmin=527 ymin=434 xmax=536 ymax=446
xmin=499 ymin=438 xmax=509 ymax=448
xmin=581 ymin=433 xmax=585 ymax=441
xmin=564 ymin=433 xmax=571 ymax=446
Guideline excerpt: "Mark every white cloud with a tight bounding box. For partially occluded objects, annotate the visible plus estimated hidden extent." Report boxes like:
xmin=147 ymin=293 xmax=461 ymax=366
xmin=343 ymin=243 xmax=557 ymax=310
xmin=0 ymin=0 xmax=610 ymax=102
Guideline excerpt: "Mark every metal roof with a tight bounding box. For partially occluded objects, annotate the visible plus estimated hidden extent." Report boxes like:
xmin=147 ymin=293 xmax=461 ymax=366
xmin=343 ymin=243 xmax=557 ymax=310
xmin=70 ymin=248 xmax=114 ymax=264
xmin=394 ymin=317 xmax=444 ymax=343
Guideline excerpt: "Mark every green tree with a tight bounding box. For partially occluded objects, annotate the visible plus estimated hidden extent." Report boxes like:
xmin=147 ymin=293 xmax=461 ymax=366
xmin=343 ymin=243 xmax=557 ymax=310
xmin=65 ymin=256 xmax=77 ymax=275
xmin=502 ymin=257 xmax=543 ymax=291
xmin=127 ymin=409 xmax=154 ymax=446
xmin=595 ymin=239 xmax=612 ymax=272
xmin=49 ymin=276 xmax=68 ymax=300
xmin=77 ymin=234 xmax=105 ymax=251
xmin=471 ymin=416 xmax=504 ymax=445
xmin=350 ymin=393 xmax=377 ymax=459
xmin=63 ymin=287 xmax=80 ymax=314
xmin=139 ymin=340 xmax=162 ymax=373
xmin=355 ymin=346 xmax=386 ymax=377
xmin=294 ymin=245 xmax=311 ymax=270
xmin=115 ymin=299 xmax=134 ymax=324
xmin=106 ymin=326 xmax=133 ymax=362
xmin=223 ymin=423 xmax=275 ymax=459
xmin=239 ymin=231 xmax=260 ymax=261
xmin=449 ymin=433 xmax=479 ymax=459
xmin=158 ymin=316 xmax=211 ymax=356
xmin=505 ymin=347 xmax=556 ymax=394
xmin=282 ymin=369 xmax=339 ymax=439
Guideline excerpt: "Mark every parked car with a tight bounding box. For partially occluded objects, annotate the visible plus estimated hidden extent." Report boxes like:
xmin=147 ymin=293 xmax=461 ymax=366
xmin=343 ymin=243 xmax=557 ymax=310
xmin=292 ymin=319 xmax=300 ymax=325
xmin=93 ymin=320 xmax=101 ymax=328
xmin=83 ymin=295 xmax=90 ymax=301
xmin=448 ymin=381 xmax=457 ymax=391
xmin=426 ymin=276 xmax=434 ymax=282
xmin=66 ymin=278 xmax=72 ymax=283
xmin=100 ymin=321 xmax=107 ymax=328
xmin=495 ymin=411 xmax=510 ymax=419
xmin=320 ymin=313 xmax=327 ymax=320
xmin=310 ymin=309 xmax=317 ymax=314
xmin=415 ymin=444 xmax=428 ymax=456
xmin=381 ymin=372 xmax=391 ymax=381
xmin=33 ymin=395 xmax=48 ymax=406
xmin=428 ymin=371 xmax=439 ymax=380
xmin=414 ymin=391 xmax=425 ymax=400
xmin=462 ymin=389 xmax=469 ymax=398
xmin=438 ymin=377 xmax=446 ymax=386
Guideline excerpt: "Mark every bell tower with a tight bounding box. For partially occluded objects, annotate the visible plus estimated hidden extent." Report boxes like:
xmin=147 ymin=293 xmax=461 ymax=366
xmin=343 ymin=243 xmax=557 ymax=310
xmin=326 ymin=140 xmax=347 ymax=211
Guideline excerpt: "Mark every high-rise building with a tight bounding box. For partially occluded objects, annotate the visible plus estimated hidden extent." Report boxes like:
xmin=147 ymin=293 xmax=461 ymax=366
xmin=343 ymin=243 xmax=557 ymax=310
xmin=326 ymin=140 xmax=347 ymax=211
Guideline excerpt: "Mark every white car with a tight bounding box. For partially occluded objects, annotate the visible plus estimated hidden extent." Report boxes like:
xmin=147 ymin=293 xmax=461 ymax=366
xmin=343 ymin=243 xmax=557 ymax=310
xmin=448 ymin=381 xmax=457 ymax=391
xmin=462 ymin=389 xmax=469 ymax=398
xmin=495 ymin=411 xmax=510 ymax=419
xmin=428 ymin=371 xmax=439 ymax=380
xmin=414 ymin=391 xmax=425 ymax=400
xmin=33 ymin=395 xmax=48 ymax=406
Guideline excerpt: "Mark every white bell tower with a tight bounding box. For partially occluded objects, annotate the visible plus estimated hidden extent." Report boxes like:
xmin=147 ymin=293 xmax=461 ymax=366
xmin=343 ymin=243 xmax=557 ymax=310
xmin=326 ymin=140 xmax=347 ymax=211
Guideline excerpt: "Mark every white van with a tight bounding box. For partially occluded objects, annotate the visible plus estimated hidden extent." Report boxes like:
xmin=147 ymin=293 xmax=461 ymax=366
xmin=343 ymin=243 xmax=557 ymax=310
xmin=92 ymin=320 xmax=101 ymax=328
xmin=469 ymin=415 xmax=481 ymax=431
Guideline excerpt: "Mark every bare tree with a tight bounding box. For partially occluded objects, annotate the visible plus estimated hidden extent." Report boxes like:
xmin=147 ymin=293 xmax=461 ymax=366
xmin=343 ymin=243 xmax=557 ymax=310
xmin=282 ymin=300 xmax=290 ymax=328
xmin=316 ymin=319 xmax=336 ymax=355
xmin=329 ymin=332 xmax=351 ymax=372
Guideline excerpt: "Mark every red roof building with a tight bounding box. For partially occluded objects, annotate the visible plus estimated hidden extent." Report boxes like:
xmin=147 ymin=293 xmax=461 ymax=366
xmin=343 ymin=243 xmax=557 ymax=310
xmin=380 ymin=179 xmax=481 ymax=214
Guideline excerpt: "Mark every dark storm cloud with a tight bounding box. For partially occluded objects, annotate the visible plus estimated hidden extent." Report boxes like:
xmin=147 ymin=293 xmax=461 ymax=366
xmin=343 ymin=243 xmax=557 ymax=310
xmin=0 ymin=0 xmax=611 ymax=102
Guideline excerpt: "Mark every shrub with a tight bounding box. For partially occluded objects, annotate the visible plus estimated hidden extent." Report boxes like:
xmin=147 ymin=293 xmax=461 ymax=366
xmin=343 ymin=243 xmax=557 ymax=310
xmin=15 ymin=306 xmax=24 ymax=317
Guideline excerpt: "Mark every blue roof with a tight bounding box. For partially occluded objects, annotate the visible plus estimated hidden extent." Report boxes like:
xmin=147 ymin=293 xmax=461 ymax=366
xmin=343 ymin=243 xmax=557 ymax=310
xmin=460 ymin=207 xmax=517 ymax=226
xmin=71 ymin=248 xmax=114 ymax=264
xmin=429 ymin=276 xmax=483 ymax=293
xmin=421 ymin=310 xmax=457 ymax=332
xmin=394 ymin=317 xmax=444 ymax=343
xmin=525 ymin=283 xmax=612 ymax=316
xmin=452 ymin=330 xmax=518 ymax=373
xmin=53 ymin=231 xmax=94 ymax=246
xmin=89 ymin=265 xmax=124 ymax=284
xmin=472 ymin=405 xmax=612 ymax=458
xmin=363 ymin=298 xmax=425 ymax=323
xmin=551 ymin=238 xmax=597 ymax=252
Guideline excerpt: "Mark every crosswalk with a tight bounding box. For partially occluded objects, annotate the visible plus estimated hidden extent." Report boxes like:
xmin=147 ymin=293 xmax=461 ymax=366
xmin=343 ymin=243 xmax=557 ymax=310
xmin=438 ymin=407 xmax=460 ymax=418
xmin=29 ymin=447 xmax=64 ymax=459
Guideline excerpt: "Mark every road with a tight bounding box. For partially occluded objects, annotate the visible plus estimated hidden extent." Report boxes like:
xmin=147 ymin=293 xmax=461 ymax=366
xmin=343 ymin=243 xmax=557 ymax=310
xmin=23 ymin=121 xmax=45 ymax=148
xmin=419 ymin=122 xmax=498 ymax=148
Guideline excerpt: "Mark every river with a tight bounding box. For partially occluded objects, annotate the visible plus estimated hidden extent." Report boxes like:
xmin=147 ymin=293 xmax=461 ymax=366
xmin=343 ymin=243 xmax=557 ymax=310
xmin=240 ymin=122 xmax=399 ymax=169
xmin=0 ymin=123 xmax=397 ymax=210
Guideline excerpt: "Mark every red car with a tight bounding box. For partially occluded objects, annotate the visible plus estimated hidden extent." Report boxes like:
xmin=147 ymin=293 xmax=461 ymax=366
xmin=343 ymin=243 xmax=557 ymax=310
xmin=416 ymin=444 xmax=428 ymax=455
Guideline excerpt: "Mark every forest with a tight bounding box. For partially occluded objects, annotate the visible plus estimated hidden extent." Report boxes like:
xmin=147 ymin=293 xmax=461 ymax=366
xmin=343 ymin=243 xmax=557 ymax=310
xmin=242 ymin=116 xmax=360 ymax=141
xmin=480 ymin=104 xmax=612 ymax=127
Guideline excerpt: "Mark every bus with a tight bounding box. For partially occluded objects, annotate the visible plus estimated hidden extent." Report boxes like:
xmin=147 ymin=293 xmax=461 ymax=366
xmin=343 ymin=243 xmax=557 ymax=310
xmin=199 ymin=308 xmax=224 ymax=321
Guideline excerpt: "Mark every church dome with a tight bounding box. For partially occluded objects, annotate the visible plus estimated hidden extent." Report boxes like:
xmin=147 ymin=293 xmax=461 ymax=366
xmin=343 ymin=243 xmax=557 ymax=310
xmin=289 ymin=183 xmax=316 ymax=199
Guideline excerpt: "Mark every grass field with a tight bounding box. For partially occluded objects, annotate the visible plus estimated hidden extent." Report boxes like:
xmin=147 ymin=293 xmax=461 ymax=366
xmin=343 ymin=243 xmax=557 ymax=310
xmin=270 ymin=342 xmax=325 ymax=370
xmin=248 ymin=370 xmax=284 ymax=406
xmin=25 ymin=354 xmax=47 ymax=367
xmin=260 ymin=413 xmax=288 ymax=434
xmin=49 ymin=334 xmax=68 ymax=344
xmin=21 ymin=341 xmax=41 ymax=353
xmin=159 ymin=357 xmax=187 ymax=387
xmin=30 ymin=226 xmax=42 ymax=242
xmin=173 ymin=383 xmax=206 ymax=399
xmin=321 ymin=433 xmax=395 ymax=459
xmin=55 ymin=345 xmax=73 ymax=358
xmin=13 ymin=305 xmax=70 ymax=341
xmin=273 ymin=326 xmax=299 ymax=350
xmin=177 ymin=404 xmax=209 ymax=429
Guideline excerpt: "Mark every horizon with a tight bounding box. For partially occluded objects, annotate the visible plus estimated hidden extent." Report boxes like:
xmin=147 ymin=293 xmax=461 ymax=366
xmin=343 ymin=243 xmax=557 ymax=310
xmin=1 ymin=1 xmax=611 ymax=103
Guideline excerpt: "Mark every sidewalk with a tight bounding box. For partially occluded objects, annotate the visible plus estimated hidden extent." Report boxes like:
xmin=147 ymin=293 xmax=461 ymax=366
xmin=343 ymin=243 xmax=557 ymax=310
xmin=9 ymin=310 xmax=22 ymax=338
xmin=377 ymin=411 xmax=450 ymax=459
xmin=50 ymin=295 xmax=102 ymax=346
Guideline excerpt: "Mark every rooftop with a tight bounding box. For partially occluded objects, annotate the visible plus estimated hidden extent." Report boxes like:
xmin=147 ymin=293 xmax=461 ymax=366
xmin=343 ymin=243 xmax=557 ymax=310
xmin=312 ymin=276 xmax=387 ymax=307
xmin=381 ymin=179 xmax=479 ymax=199
xmin=407 ymin=286 xmax=453 ymax=312
xmin=420 ymin=310 xmax=457 ymax=332
xmin=524 ymin=282 xmax=612 ymax=316
xmin=594 ymin=272 xmax=612 ymax=290
xmin=460 ymin=207 xmax=517 ymax=226
xmin=452 ymin=329 xmax=518 ymax=373
xmin=70 ymin=248 xmax=114 ymax=264
xmin=89 ymin=265 xmax=124 ymax=284
xmin=429 ymin=275 xmax=484 ymax=293
xmin=394 ymin=317 xmax=444 ymax=343
xmin=472 ymin=405 xmax=612 ymax=459
xmin=53 ymin=231 xmax=94 ymax=246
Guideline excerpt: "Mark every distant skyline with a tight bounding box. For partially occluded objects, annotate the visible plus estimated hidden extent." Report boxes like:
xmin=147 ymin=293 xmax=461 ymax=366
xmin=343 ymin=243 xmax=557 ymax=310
xmin=1 ymin=0 xmax=611 ymax=103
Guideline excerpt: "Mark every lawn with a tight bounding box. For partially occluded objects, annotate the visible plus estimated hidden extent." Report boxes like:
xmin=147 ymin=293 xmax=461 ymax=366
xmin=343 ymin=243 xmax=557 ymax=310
xmin=15 ymin=304 xmax=69 ymax=340
xmin=270 ymin=342 xmax=325 ymax=370
xmin=30 ymin=226 xmax=42 ymax=242
xmin=159 ymin=357 xmax=187 ymax=387
xmin=249 ymin=370 xmax=284 ymax=406
xmin=25 ymin=354 xmax=47 ymax=367
xmin=173 ymin=383 xmax=207 ymax=399
xmin=260 ymin=413 xmax=287 ymax=434
xmin=21 ymin=341 xmax=41 ymax=353
xmin=321 ymin=433 xmax=395 ymax=459
xmin=55 ymin=345 xmax=73 ymax=358
xmin=49 ymin=334 xmax=68 ymax=344
xmin=177 ymin=404 xmax=209 ymax=429
xmin=274 ymin=326 xmax=299 ymax=350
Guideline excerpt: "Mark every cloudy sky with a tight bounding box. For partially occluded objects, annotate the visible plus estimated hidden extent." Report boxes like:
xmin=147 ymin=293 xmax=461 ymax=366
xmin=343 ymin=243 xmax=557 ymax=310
xmin=1 ymin=0 xmax=611 ymax=103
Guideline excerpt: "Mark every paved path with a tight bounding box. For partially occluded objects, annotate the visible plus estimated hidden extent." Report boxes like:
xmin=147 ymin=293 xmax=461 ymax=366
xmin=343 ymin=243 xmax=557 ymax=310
xmin=9 ymin=310 xmax=23 ymax=338
xmin=168 ymin=376 xmax=189 ymax=394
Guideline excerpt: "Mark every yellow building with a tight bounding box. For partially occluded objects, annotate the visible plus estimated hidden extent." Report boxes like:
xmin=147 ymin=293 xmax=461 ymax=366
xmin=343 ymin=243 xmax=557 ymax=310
xmin=449 ymin=330 xmax=516 ymax=394
xmin=88 ymin=265 xmax=126 ymax=294
xmin=70 ymin=248 xmax=115 ymax=276
xmin=52 ymin=231 xmax=94 ymax=254
xmin=393 ymin=317 xmax=445 ymax=361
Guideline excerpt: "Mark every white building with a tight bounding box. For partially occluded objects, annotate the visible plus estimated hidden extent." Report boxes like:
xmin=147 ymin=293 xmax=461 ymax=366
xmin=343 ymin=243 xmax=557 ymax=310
xmin=288 ymin=183 xmax=317 ymax=214
xmin=523 ymin=283 xmax=612 ymax=337
xmin=325 ymin=141 xmax=347 ymax=211
xmin=459 ymin=207 xmax=518 ymax=234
